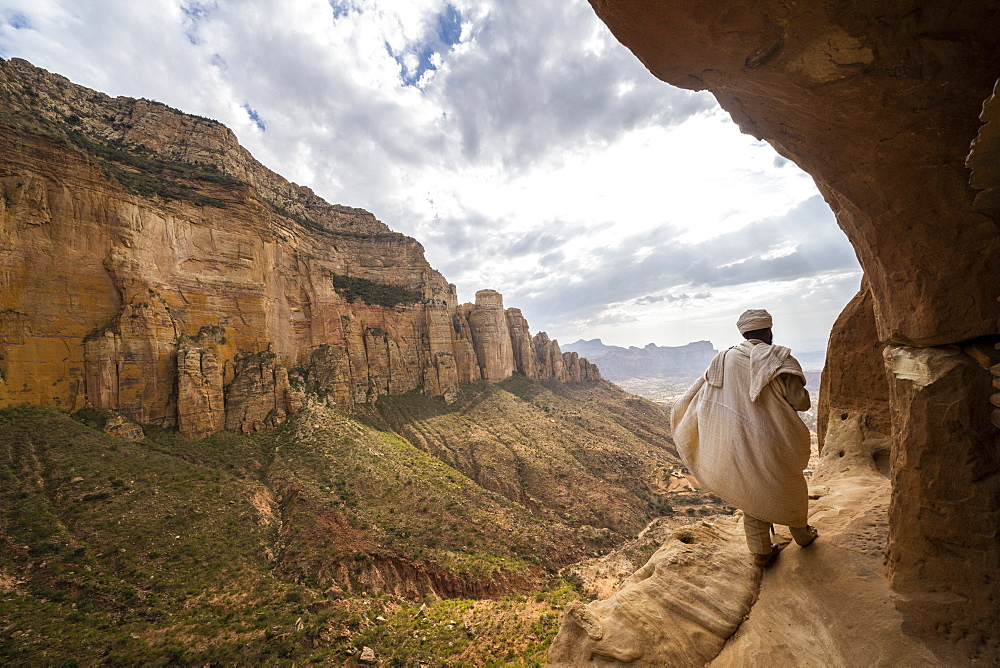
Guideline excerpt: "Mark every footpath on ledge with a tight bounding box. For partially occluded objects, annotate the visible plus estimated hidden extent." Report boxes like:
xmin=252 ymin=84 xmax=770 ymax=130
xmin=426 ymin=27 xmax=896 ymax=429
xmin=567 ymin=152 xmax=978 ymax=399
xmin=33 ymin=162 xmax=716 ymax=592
xmin=548 ymin=428 xmax=945 ymax=666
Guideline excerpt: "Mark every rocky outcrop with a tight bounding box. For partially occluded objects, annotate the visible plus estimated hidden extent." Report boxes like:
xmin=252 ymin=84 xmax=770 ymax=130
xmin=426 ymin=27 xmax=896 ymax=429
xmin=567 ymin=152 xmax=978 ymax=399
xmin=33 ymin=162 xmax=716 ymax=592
xmin=549 ymin=519 xmax=760 ymax=665
xmin=224 ymin=349 xmax=304 ymax=434
xmin=549 ymin=408 xmax=946 ymax=666
xmin=816 ymin=283 xmax=890 ymax=460
xmin=586 ymin=0 xmax=999 ymax=658
xmin=0 ymin=58 xmax=598 ymax=437
xmin=465 ymin=290 xmax=516 ymax=382
xmin=176 ymin=342 xmax=225 ymax=440
xmin=532 ymin=332 xmax=567 ymax=382
xmin=881 ymin=341 xmax=998 ymax=652
xmin=451 ymin=293 xmax=600 ymax=385
xmin=102 ymin=414 xmax=144 ymax=441
xmin=506 ymin=308 xmax=538 ymax=379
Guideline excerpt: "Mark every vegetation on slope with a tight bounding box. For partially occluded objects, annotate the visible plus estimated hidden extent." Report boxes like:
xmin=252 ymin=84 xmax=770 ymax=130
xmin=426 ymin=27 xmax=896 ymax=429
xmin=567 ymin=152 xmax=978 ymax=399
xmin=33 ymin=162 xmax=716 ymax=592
xmin=0 ymin=380 xmax=725 ymax=664
xmin=364 ymin=377 xmax=699 ymax=538
xmin=0 ymin=404 xmax=592 ymax=664
xmin=0 ymin=106 xmax=239 ymax=208
xmin=331 ymin=273 xmax=423 ymax=308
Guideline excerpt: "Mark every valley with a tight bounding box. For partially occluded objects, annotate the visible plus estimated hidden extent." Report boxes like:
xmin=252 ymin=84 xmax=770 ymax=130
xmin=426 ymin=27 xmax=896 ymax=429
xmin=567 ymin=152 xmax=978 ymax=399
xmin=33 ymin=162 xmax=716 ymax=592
xmin=0 ymin=378 xmax=729 ymax=665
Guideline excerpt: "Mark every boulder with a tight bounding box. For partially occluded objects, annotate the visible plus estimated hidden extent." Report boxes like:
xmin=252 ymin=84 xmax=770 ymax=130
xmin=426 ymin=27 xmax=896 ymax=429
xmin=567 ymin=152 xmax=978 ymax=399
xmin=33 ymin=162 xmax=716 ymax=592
xmin=102 ymin=414 xmax=144 ymax=441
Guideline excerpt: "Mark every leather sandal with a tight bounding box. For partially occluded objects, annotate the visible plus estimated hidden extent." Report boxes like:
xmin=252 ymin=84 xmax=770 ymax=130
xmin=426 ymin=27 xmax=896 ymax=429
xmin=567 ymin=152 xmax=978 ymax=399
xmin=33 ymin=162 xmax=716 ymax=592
xmin=753 ymin=544 xmax=781 ymax=567
xmin=799 ymin=525 xmax=819 ymax=547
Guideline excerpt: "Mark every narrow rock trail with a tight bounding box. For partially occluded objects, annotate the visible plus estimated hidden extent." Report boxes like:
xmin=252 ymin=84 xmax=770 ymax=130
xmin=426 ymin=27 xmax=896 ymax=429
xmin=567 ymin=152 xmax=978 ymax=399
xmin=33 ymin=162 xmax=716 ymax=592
xmin=711 ymin=465 xmax=937 ymax=666
xmin=548 ymin=440 xmax=949 ymax=666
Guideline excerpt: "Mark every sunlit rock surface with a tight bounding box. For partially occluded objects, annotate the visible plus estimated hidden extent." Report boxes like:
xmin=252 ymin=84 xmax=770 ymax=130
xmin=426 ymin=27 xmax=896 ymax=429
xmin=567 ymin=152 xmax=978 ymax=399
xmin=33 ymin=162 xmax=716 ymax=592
xmin=548 ymin=519 xmax=759 ymax=666
xmin=0 ymin=58 xmax=599 ymax=438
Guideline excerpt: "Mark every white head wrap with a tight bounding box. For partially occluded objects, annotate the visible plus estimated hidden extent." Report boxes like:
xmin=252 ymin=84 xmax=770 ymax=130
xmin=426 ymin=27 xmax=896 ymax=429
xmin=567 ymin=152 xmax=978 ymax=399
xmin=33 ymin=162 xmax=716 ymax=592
xmin=737 ymin=308 xmax=772 ymax=334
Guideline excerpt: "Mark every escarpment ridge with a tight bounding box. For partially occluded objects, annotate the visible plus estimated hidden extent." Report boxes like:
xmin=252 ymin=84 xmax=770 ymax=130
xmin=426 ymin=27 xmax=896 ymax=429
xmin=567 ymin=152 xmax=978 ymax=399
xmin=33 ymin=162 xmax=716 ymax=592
xmin=0 ymin=57 xmax=598 ymax=439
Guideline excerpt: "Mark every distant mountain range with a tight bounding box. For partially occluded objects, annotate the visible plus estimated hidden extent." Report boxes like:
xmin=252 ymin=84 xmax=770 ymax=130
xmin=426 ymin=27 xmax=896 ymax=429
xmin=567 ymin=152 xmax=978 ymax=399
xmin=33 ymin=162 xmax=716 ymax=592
xmin=563 ymin=339 xmax=827 ymax=383
xmin=562 ymin=339 xmax=717 ymax=382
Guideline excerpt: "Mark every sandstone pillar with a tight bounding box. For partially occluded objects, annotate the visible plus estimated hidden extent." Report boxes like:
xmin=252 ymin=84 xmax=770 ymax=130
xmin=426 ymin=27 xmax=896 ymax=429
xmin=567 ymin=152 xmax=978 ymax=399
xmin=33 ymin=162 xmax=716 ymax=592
xmin=452 ymin=306 xmax=481 ymax=384
xmin=363 ymin=326 xmax=392 ymax=399
xmin=817 ymin=284 xmax=890 ymax=455
xmin=176 ymin=343 xmax=224 ymax=439
xmin=563 ymin=351 xmax=583 ymax=382
xmin=581 ymin=359 xmax=602 ymax=381
xmin=467 ymin=290 xmax=515 ymax=382
xmin=424 ymin=302 xmax=461 ymax=398
xmin=298 ymin=343 xmax=354 ymax=411
xmin=224 ymin=349 xmax=300 ymax=434
xmin=83 ymin=291 xmax=179 ymax=427
xmin=505 ymin=307 xmax=538 ymax=378
xmin=533 ymin=332 xmax=568 ymax=382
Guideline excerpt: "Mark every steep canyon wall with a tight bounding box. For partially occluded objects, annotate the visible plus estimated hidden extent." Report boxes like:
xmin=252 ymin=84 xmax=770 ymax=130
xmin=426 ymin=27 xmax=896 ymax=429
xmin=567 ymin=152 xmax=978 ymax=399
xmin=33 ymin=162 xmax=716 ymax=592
xmin=0 ymin=58 xmax=598 ymax=440
xmin=589 ymin=0 xmax=999 ymax=658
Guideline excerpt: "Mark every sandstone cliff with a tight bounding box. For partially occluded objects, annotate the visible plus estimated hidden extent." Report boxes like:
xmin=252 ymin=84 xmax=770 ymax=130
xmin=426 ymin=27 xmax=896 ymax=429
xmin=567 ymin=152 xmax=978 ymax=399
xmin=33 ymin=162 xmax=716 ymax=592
xmin=0 ymin=58 xmax=598 ymax=440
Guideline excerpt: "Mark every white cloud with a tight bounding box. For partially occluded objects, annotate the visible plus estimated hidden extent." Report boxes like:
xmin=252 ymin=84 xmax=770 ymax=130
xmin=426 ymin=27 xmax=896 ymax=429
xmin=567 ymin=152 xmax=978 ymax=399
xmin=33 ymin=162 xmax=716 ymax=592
xmin=0 ymin=0 xmax=862 ymax=352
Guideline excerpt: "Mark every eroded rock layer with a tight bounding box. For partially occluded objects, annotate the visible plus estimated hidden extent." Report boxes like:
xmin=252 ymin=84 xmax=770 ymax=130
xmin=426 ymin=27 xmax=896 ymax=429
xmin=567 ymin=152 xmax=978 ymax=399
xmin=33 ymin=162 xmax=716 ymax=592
xmin=549 ymin=406 xmax=952 ymax=667
xmin=0 ymin=58 xmax=598 ymax=439
xmin=548 ymin=519 xmax=760 ymax=666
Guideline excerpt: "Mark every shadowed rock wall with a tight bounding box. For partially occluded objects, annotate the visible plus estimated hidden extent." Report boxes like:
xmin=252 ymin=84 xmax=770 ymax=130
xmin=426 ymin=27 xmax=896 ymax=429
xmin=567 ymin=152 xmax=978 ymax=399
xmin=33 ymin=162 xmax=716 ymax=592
xmin=588 ymin=0 xmax=999 ymax=659
xmin=817 ymin=282 xmax=889 ymax=460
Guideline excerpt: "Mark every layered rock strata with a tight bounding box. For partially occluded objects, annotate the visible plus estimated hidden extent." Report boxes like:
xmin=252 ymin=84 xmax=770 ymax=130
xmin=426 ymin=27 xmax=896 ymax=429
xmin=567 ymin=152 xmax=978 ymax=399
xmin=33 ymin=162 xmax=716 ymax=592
xmin=587 ymin=0 xmax=999 ymax=658
xmin=0 ymin=58 xmax=598 ymax=439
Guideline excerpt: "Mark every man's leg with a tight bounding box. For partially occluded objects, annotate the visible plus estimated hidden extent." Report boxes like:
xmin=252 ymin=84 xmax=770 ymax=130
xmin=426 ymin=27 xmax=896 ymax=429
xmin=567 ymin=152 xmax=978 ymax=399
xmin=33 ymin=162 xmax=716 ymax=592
xmin=789 ymin=525 xmax=818 ymax=547
xmin=743 ymin=513 xmax=773 ymax=554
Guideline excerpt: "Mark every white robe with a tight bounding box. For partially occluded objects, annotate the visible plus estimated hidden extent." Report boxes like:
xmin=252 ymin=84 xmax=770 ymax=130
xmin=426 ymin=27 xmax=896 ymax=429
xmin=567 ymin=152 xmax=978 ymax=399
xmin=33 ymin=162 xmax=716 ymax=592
xmin=671 ymin=340 xmax=811 ymax=527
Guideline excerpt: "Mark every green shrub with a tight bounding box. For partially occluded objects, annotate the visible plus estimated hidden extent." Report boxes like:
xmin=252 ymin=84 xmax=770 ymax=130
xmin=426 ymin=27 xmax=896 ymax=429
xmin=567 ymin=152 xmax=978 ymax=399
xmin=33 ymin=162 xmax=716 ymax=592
xmin=331 ymin=274 xmax=422 ymax=308
xmin=72 ymin=406 xmax=112 ymax=430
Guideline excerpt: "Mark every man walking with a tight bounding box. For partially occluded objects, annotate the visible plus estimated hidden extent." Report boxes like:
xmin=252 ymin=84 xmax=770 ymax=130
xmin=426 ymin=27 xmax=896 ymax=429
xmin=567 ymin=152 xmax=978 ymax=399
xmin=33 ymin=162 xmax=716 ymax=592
xmin=671 ymin=309 xmax=817 ymax=567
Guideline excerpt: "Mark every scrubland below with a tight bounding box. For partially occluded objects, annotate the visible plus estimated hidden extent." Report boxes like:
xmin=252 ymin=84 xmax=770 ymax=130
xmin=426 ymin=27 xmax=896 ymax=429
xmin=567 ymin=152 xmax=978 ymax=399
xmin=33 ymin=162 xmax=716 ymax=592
xmin=0 ymin=378 xmax=727 ymax=665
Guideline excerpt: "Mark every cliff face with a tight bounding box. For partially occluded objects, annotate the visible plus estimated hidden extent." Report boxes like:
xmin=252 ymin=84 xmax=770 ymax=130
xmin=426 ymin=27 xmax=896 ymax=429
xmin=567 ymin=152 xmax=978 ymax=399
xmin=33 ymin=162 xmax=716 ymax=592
xmin=586 ymin=0 xmax=999 ymax=660
xmin=0 ymin=58 xmax=598 ymax=440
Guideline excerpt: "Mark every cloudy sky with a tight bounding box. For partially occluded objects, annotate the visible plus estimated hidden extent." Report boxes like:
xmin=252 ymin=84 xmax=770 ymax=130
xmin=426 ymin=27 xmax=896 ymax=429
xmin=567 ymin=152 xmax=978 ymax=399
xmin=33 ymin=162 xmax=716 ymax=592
xmin=0 ymin=0 xmax=862 ymax=353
